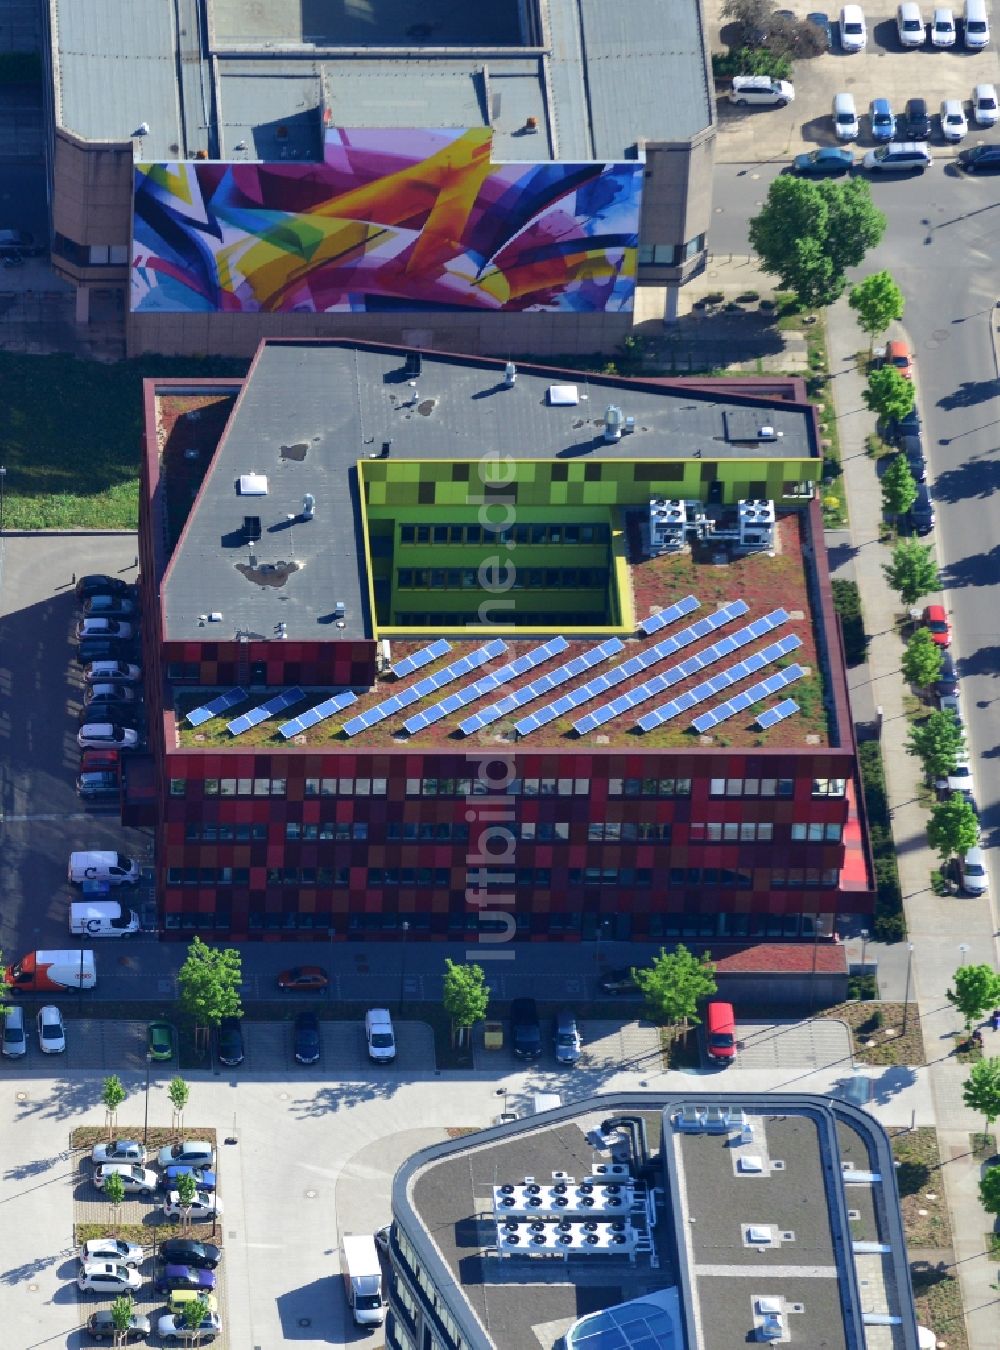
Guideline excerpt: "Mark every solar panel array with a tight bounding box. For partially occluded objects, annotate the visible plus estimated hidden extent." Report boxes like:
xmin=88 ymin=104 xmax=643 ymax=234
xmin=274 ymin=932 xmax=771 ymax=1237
xmin=391 ymin=638 xmax=452 ymax=679
xmin=402 ymin=637 xmax=568 ymax=735
xmin=227 ymin=686 xmax=306 ymax=736
xmin=637 ymin=593 xmax=699 ymax=636
xmin=277 ymin=690 xmax=358 ymax=740
xmin=569 ymin=601 xmax=757 ymax=736
xmin=458 ymin=638 xmax=624 ymax=738
xmin=635 ymin=634 xmax=802 ymax=733
xmin=344 ymin=640 xmax=507 ymax=738
xmin=688 ymin=659 xmax=805 ymax=733
xmin=186 ymin=687 xmax=248 ymax=728
xmin=756 ymin=697 xmax=800 ymax=731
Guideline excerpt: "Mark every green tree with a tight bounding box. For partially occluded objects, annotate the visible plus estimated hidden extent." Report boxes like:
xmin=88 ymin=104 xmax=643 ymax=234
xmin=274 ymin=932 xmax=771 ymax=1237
xmin=168 ymin=1076 xmax=190 ymax=1134
xmin=880 ymin=451 xmax=917 ymax=519
xmin=980 ymin=1165 xmax=1000 ymax=1221
xmin=749 ymin=176 xmax=885 ymax=307
xmin=633 ymin=944 xmax=717 ymax=1030
xmin=442 ymin=959 xmax=490 ymax=1049
xmin=949 ymin=967 xmax=1000 ymax=1032
xmin=901 ymin=628 xmax=943 ymax=689
xmin=178 ymin=1292 xmax=211 ymax=1345
xmin=927 ymin=794 xmax=980 ymax=866
xmin=177 ymin=937 xmax=242 ymax=1052
xmin=101 ymin=1075 xmax=127 ymax=1139
xmin=864 ymin=364 xmax=916 ymax=424
xmin=906 ymin=709 xmax=965 ymax=782
xmin=962 ymin=1056 xmax=1000 ymax=1134
xmin=175 ymin=1168 xmax=199 ymax=1230
xmin=103 ymin=1168 xmax=126 ymax=1226
xmin=882 ymin=539 xmax=940 ymax=605
xmin=109 ymin=1293 xmax=135 ymax=1349
xmin=849 ymin=271 xmax=905 ymax=353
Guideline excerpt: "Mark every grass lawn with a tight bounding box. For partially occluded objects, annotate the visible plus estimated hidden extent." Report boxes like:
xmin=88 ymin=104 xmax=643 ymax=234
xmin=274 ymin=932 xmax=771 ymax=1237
xmin=821 ymin=1001 xmax=925 ymax=1066
xmin=0 ymin=353 xmax=246 ymax=529
xmin=910 ymin=1268 xmax=969 ymax=1350
xmin=890 ymin=1127 xmax=952 ymax=1249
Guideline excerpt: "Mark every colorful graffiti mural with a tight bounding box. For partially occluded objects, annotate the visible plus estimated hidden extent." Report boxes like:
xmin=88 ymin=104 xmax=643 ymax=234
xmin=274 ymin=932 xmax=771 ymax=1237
xmin=131 ymin=128 xmax=642 ymax=315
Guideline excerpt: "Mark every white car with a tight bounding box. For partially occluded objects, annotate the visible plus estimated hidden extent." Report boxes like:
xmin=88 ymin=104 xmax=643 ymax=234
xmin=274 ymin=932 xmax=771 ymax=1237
xmin=159 ymin=1311 xmax=222 ymax=1344
xmin=840 ymin=4 xmax=868 ymax=50
xmin=162 ymin=1189 xmax=224 ymax=1221
xmin=76 ymin=616 xmax=133 ymax=640
xmin=833 ymin=91 xmax=860 ymax=139
xmin=37 ymin=1005 xmax=65 ymax=1054
xmin=973 ymin=83 xmax=999 ymax=126
xmin=365 ymin=1008 xmax=396 ymax=1063
xmin=936 ymin=754 xmax=974 ymax=795
xmin=84 ymin=660 xmax=141 ymax=683
xmin=2 ymin=1007 xmax=26 ymax=1058
xmin=77 ymin=722 xmax=139 ymax=750
xmin=896 ymin=1 xmax=925 ymax=46
xmin=158 ymin=1140 xmax=215 ymax=1169
xmin=78 ymin=1236 xmax=144 ymax=1267
xmin=91 ymin=1139 xmax=147 ymax=1166
xmin=940 ymin=98 xmax=968 ymax=141
xmin=958 ymin=846 xmax=988 ymax=895
xmin=94 ymin=1162 xmax=158 ymax=1196
xmin=77 ymin=1260 xmax=142 ymax=1295
xmin=931 ymin=7 xmax=956 ymax=44
xmin=730 ymin=76 xmax=795 ymax=107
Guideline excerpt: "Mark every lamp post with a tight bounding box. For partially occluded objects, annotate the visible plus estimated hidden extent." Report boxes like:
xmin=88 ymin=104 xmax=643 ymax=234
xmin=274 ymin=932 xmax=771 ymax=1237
xmin=859 ymin=927 xmax=869 ymax=977
xmin=958 ymin=943 xmax=969 ymax=967
xmin=400 ymin=920 xmax=410 ymax=1012
xmin=143 ymin=1052 xmax=152 ymax=1144
xmin=0 ymin=464 xmax=6 ymax=534
xmin=902 ymin=943 xmax=915 ymax=1034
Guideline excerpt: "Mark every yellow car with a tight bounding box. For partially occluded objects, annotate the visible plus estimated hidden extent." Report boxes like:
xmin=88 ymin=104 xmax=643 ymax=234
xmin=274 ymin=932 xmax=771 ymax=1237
xmin=167 ymin=1290 xmax=219 ymax=1316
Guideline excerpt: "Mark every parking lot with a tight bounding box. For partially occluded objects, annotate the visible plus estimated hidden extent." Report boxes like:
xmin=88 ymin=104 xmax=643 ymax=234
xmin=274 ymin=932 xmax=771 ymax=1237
xmin=706 ymin=0 xmax=1000 ymax=160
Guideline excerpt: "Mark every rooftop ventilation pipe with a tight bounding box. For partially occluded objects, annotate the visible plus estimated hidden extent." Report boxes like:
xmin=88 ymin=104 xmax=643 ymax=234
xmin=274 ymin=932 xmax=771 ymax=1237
xmin=604 ymin=405 xmax=624 ymax=443
xmin=504 ymin=361 xmax=517 ymax=387
xmin=302 ymin=493 xmax=315 ymax=520
xmin=600 ymin=1115 xmax=652 ymax=1174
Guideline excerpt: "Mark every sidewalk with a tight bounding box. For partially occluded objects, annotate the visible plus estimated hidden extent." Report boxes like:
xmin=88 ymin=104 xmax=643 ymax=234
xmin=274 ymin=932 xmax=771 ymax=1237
xmin=825 ymin=294 xmax=1000 ymax=1348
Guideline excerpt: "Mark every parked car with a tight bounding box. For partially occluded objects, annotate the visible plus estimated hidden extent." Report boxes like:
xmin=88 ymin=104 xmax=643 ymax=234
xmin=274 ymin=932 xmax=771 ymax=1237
xmin=77 ymin=637 xmax=138 ymax=665
xmin=958 ymin=144 xmax=1000 ymax=172
xmin=2 ymin=1006 xmax=26 ymax=1058
xmin=896 ymin=1 xmax=926 ymax=45
xmin=972 ymin=83 xmax=999 ymax=126
xmin=807 ymin=11 xmax=834 ymax=48
xmin=964 ymin=0 xmax=990 ymax=48
xmin=77 ymin=617 xmax=134 ymax=640
xmin=839 ymin=4 xmax=868 ymax=50
xmin=930 ymin=6 xmax=956 ymax=44
xmin=889 ymin=405 xmax=922 ymax=444
xmin=166 ymin=1290 xmax=219 ymax=1316
xmin=365 ymin=1008 xmax=396 ymax=1063
xmin=75 ymin=574 xmax=133 ymax=602
xmin=900 ymin=97 xmax=931 ymax=139
xmin=78 ymin=700 xmax=139 ymax=729
xmin=146 ymin=1020 xmax=173 ymax=1060
xmin=85 ymin=682 xmax=138 ymax=707
xmin=94 ymin=1163 xmax=158 ymax=1196
xmin=160 ymin=1164 xmax=217 ymax=1193
xmin=277 ymin=965 xmax=329 ymax=991
xmin=80 ymin=747 xmax=120 ymax=771
xmin=0 ymin=228 xmax=38 ymax=257
xmin=864 ymin=142 xmax=932 ymax=172
xmin=158 ymin=1311 xmax=221 ymax=1344
xmin=79 ymin=1236 xmax=144 ymax=1267
xmin=217 ymin=1015 xmax=244 ymax=1067
xmin=84 ymin=659 xmax=141 ymax=684
xmin=37 ymin=1004 xmax=66 ymax=1054
xmin=554 ymin=1010 xmax=582 ymax=1065
xmin=162 ymin=1190 xmax=223 ymax=1221
xmin=909 ymin=482 xmax=935 ymax=534
xmin=957 ymin=846 xmax=988 ymax=895
xmin=937 ymin=689 xmax=961 ymax=719
xmin=940 ymin=98 xmax=968 ymax=141
xmin=870 ymin=98 xmax=896 ymax=141
xmin=833 ymin=91 xmax=860 ymax=139
xmin=792 ymin=147 xmax=853 ymax=176
xmin=936 ymin=754 xmax=974 ymax=796
xmin=599 ymin=966 xmax=639 ymax=994
xmin=78 ymin=722 xmax=139 ymax=750
xmin=885 ymin=340 xmax=914 ymax=380
xmin=294 ymin=1011 xmax=321 ymax=1065
xmin=511 ymin=998 xmax=542 ymax=1060
xmin=77 ymin=1260 xmax=142 ymax=1295
xmin=899 ymin=432 xmax=926 ymax=481
xmin=85 ymin=1310 xmax=151 ymax=1343
xmin=923 ymin=603 xmax=951 ymax=647
xmin=77 ymin=770 xmax=121 ymax=801
xmin=153 ymin=1264 xmax=218 ymax=1295
xmin=157 ymin=1239 xmax=222 ymax=1270
xmin=91 ymin=1139 xmax=146 ymax=1165
xmin=84 ymin=595 xmax=137 ymax=619
xmin=730 ymin=75 xmax=795 ymax=107
xmin=158 ymin=1140 xmax=215 ymax=1169
xmin=935 ymin=650 xmax=958 ymax=697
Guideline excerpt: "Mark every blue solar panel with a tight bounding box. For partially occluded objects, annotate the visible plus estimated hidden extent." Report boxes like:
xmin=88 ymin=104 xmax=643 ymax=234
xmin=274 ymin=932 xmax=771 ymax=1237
xmin=551 ymin=695 xmax=574 ymax=715
xmin=187 ymin=687 xmax=249 ymax=727
xmin=638 ymin=594 xmax=699 ymax=635
xmin=692 ymin=710 xmax=718 ymax=734
xmin=228 ymin=686 xmax=305 ymax=736
xmin=392 ymin=639 xmax=452 ymax=679
xmin=278 ymin=689 xmax=357 ymax=739
xmin=757 ymin=697 xmax=800 ymax=730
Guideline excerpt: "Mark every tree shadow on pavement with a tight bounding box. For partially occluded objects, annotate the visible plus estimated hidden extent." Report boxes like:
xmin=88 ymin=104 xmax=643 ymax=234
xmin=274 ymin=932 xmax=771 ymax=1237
xmin=957 ymin=645 xmax=1000 ymax=678
xmin=931 ymin=455 xmax=1000 ymax=504
xmin=937 ymin=378 xmax=1000 ymax=411
xmin=869 ymin=1064 xmax=917 ymax=1104
xmin=13 ymin=1074 xmax=108 ymax=1119
xmin=939 ymin=545 xmax=1000 ymax=589
xmin=3 ymin=1151 xmax=70 ymax=1181
xmin=289 ymin=1079 xmax=400 ymax=1116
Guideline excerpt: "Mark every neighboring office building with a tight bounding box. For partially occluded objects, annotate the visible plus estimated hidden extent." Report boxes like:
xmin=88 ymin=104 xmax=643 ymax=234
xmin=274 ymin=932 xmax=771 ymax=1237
xmin=384 ymin=1091 xmax=920 ymax=1350
xmin=132 ymin=338 xmax=874 ymax=942
xmin=42 ymin=0 xmax=715 ymax=357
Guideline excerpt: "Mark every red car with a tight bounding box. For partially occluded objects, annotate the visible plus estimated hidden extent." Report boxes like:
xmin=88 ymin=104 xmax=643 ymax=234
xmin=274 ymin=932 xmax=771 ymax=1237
xmin=80 ymin=748 xmax=120 ymax=773
xmin=277 ymin=965 xmax=329 ymax=992
xmin=885 ymin=339 xmax=914 ymax=381
xmin=923 ymin=604 xmax=951 ymax=647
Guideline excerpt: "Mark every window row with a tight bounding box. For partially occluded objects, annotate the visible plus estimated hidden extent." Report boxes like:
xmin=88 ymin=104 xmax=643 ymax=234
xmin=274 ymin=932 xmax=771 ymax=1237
xmin=184 ymin=823 xmax=269 ymax=842
xmin=399 ymin=522 xmax=609 ymax=547
xmin=396 ymin=567 xmax=607 ymax=591
xmin=709 ymin=777 xmax=795 ymax=799
xmin=394 ymin=611 xmax=607 ymax=627
xmin=790 ymin=821 xmax=844 ymax=842
xmin=691 ymin=821 xmax=842 ymax=844
xmin=174 ymin=777 xmax=288 ymax=798
xmin=172 ymin=775 xmax=704 ymax=800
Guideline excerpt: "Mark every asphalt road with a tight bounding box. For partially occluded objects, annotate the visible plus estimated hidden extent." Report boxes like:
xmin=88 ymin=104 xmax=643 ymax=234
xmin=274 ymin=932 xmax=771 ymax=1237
xmin=710 ymin=162 xmax=1000 ymax=853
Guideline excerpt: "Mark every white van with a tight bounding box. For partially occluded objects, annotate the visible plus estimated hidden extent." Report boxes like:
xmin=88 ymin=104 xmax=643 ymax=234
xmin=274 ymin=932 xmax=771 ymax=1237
xmin=730 ymin=76 xmax=795 ymax=108
xmin=69 ymin=900 xmax=140 ymax=937
xmin=897 ymin=2 xmax=925 ymax=45
xmin=964 ymin=0 xmax=990 ymax=48
xmin=68 ymin=850 xmax=140 ymax=886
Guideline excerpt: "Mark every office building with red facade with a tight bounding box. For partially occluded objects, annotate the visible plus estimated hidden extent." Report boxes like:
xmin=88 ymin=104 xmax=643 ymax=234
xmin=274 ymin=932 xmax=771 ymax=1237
xmin=133 ymin=339 xmax=873 ymax=942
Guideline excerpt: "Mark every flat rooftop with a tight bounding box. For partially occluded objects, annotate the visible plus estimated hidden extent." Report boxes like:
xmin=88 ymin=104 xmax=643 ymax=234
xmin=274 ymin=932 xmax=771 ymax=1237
xmin=391 ymin=1093 xmax=919 ymax=1350
xmin=51 ymin=0 xmax=713 ymax=162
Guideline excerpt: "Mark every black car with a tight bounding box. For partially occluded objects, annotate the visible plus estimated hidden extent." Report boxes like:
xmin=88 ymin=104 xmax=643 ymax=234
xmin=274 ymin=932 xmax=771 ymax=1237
xmin=84 ymin=594 xmax=138 ymax=619
xmin=935 ymin=650 xmax=958 ymax=698
xmin=908 ymin=483 xmax=935 ymax=535
xmin=77 ymin=769 xmax=120 ymax=800
xmin=78 ymin=701 xmax=140 ymax=726
xmin=217 ymin=1015 xmax=244 ymax=1067
xmin=76 ymin=637 xmax=139 ymax=665
xmin=889 ymin=406 xmax=922 ymax=445
xmin=85 ymin=1310 xmax=151 ymax=1343
xmin=510 ymin=998 xmax=542 ymax=1060
xmin=0 ymin=228 xmax=39 ymax=258
xmin=75 ymin=574 xmax=133 ymax=602
xmin=959 ymin=144 xmax=1000 ymax=173
xmin=294 ymin=1011 xmax=321 ymax=1065
xmin=599 ymin=966 xmax=640 ymax=994
xmin=900 ymin=97 xmax=931 ymax=140
xmin=157 ymin=1238 xmax=222 ymax=1270
xmin=898 ymin=433 xmax=926 ymax=483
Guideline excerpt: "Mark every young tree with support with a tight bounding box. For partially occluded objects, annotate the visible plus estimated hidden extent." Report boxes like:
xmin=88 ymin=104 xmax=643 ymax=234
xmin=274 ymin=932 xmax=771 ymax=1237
xmin=963 ymin=1056 xmax=1000 ymax=1136
xmin=880 ymin=452 xmax=917 ymax=521
xmin=175 ymin=1168 xmax=199 ymax=1231
xmin=927 ymin=796 xmax=980 ymax=871
xmin=109 ymin=1293 xmax=135 ymax=1349
xmin=633 ymin=945 xmax=718 ymax=1032
xmin=849 ymin=271 xmax=905 ymax=355
xmin=947 ymin=965 xmax=1000 ymax=1032
xmin=168 ymin=1077 xmax=190 ymax=1136
xmin=177 ymin=936 xmax=243 ymax=1060
xmin=103 ymin=1169 xmax=126 ymax=1229
xmin=864 ymin=364 xmax=915 ymax=425
xmin=906 ymin=709 xmax=965 ymax=783
xmin=900 ymin=627 xmax=942 ymax=690
xmin=882 ymin=539 xmax=940 ymax=606
xmin=101 ymin=1075 xmax=127 ymax=1140
xmin=442 ymin=958 xmax=490 ymax=1050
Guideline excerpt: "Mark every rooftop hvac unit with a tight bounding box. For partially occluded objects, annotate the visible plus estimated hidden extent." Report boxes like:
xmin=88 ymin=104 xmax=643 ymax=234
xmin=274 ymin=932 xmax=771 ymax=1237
xmin=238 ymin=472 xmax=268 ymax=495
xmin=604 ymin=405 xmax=624 ymax=443
xmin=504 ymin=361 xmax=517 ymax=386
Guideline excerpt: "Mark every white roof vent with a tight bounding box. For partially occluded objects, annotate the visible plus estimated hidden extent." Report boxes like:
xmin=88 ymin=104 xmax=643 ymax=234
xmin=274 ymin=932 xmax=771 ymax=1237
xmin=757 ymin=426 xmax=783 ymax=441
xmin=239 ymin=472 xmax=268 ymax=496
xmin=548 ymin=384 xmax=580 ymax=406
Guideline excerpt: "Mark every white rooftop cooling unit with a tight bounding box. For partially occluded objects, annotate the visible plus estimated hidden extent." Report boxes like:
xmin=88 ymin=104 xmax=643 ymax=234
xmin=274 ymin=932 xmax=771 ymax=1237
xmin=238 ymin=472 xmax=268 ymax=496
xmin=548 ymin=384 xmax=580 ymax=406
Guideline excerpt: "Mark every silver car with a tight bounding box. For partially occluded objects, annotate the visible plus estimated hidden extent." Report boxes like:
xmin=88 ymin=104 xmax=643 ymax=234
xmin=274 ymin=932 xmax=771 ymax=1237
xmin=833 ymin=92 xmax=859 ymax=140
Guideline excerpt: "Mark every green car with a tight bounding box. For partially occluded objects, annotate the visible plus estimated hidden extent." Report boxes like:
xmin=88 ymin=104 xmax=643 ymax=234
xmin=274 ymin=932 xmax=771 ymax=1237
xmin=147 ymin=1021 xmax=174 ymax=1060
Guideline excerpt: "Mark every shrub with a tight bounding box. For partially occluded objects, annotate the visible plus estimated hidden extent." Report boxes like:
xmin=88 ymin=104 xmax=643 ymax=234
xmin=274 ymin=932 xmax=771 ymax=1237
xmin=832 ymin=579 xmax=867 ymax=667
xmin=712 ymin=46 xmax=793 ymax=81
xmin=874 ymin=909 xmax=906 ymax=942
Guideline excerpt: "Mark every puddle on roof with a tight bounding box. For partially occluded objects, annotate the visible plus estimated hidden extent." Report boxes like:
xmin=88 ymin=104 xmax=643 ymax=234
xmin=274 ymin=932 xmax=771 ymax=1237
xmin=280 ymin=442 xmax=309 ymax=461
xmin=235 ymin=559 xmax=300 ymax=588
